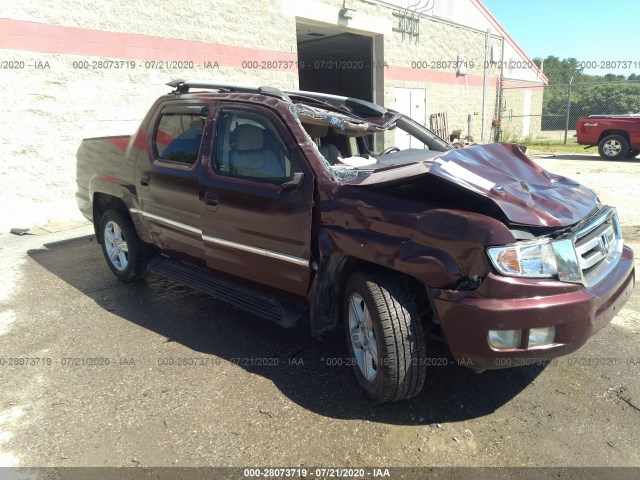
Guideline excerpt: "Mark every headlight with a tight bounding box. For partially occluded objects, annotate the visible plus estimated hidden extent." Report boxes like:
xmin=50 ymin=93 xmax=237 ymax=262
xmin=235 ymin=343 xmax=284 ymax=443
xmin=487 ymin=240 xmax=558 ymax=278
xmin=487 ymin=238 xmax=583 ymax=282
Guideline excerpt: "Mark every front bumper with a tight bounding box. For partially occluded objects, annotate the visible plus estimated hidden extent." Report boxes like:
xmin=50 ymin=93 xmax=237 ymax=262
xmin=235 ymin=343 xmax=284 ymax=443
xmin=432 ymin=245 xmax=635 ymax=371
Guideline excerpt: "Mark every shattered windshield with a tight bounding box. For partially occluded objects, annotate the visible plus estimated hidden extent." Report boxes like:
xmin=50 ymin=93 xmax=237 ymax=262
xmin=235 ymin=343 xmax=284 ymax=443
xmin=291 ymin=102 xmax=451 ymax=182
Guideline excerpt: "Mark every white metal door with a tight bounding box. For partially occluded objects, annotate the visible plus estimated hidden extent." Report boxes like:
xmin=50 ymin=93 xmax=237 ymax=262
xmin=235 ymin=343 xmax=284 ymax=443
xmin=394 ymin=88 xmax=426 ymax=149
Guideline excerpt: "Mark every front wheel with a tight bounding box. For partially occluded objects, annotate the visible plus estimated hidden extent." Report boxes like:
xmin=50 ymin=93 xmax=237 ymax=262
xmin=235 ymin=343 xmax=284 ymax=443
xmin=598 ymin=134 xmax=629 ymax=159
xmin=344 ymin=271 xmax=427 ymax=402
xmin=99 ymin=209 xmax=148 ymax=282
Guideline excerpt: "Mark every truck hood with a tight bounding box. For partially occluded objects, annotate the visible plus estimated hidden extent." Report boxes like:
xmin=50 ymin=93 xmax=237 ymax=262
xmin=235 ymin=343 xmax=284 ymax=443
xmin=352 ymin=143 xmax=598 ymax=228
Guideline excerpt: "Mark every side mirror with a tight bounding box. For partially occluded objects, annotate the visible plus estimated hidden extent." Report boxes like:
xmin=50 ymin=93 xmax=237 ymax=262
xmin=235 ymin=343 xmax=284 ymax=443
xmin=280 ymin=172 xmax=304 ymax=191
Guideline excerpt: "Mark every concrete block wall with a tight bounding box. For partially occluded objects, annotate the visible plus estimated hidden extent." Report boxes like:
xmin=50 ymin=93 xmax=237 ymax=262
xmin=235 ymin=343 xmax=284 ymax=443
xmin=0 ymin=0 xmax=298 ymax=51
xmin=0 ymin=1 xmax=299 ymax=231
xmin=386 ymin=81 xmax=500 ymax=142
xmin=500 ymin=86 xmax=545 ymax=141
xmin=384 ymin=14 xmax=503 ymax=143
xmin=0 ymin=0 xmax=541 ymax=231
xmin=320 ymin=0 xmax=505 ymax=143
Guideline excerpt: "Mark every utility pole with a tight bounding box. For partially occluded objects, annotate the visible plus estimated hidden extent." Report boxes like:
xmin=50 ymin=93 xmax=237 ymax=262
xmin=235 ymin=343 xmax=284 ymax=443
xmin=564 ymin=76 xmax=573 ymax=145
xmin=481 ymin=28 xmax=490 ymax=143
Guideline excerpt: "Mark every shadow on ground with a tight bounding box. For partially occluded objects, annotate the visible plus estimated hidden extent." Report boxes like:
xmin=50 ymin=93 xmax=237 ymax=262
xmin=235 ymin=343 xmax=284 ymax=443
xmin=28 ymin=235 xmax=546 ymax=425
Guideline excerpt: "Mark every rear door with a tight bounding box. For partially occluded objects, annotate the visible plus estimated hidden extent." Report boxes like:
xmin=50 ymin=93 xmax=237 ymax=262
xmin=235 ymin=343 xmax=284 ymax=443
xmin=199 ymin=103 xmax=314 ymax=297
xmin=133 ymin=102 xmax=209 ymax=265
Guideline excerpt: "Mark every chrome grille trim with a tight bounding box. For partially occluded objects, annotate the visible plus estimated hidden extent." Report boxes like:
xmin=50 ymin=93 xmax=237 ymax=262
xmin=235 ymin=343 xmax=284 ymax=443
xmin=574 ymin=207 xmax=616 ymax=238
xmin=570 ymin=206 xmax=623 ymax=287
xmin=574 ymin=222 xmax=616 ymax=270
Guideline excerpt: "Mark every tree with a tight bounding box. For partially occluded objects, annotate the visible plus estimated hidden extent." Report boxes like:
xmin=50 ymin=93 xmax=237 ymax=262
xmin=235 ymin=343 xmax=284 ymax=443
xmin=533 ymin=56 xmax=585 ymax=85
xmin=533 ymin=55 xmax=638 ymax=85
xmin=530 ymin=56 xmax=640 ymax=130
xmin=603 ymin=73 xmax=626 ymax=82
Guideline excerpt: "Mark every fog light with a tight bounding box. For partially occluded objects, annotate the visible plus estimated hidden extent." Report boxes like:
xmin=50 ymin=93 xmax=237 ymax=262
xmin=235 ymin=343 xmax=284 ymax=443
xmin=489 ymin=329 xmax=522 ymax=349
xmin=528 ymin=326 xmax=556 ymax=347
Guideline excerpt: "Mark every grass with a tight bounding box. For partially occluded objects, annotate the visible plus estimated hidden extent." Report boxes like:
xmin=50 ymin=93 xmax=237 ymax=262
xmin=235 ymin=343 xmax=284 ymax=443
xmin=523 ymin=143 xmax=593 ymax=154
xmin=500 ymin=134 xmax=596 ymax=154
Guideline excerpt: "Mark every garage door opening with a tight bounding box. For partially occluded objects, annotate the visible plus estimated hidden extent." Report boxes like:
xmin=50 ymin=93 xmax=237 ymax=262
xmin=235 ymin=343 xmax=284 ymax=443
xmin=296 ymin=23 xmax=374 ymax=102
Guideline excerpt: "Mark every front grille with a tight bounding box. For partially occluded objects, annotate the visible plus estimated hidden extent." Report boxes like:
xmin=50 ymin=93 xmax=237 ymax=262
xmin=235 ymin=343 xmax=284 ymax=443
xmin=573 ymin=208 xmax=621 ymax=281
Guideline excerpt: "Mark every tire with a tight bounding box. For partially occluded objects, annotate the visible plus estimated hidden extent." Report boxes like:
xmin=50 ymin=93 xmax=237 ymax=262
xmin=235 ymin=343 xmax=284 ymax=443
xmin=598 ymin=134 xmax=629 ymax=159
xmin=344 ymin=271 xmax=427 ymax=402
xmin=626 ymin=149 xmax=640 ymax=158
xmin=99 ymin=209 xmax=148 ymax=282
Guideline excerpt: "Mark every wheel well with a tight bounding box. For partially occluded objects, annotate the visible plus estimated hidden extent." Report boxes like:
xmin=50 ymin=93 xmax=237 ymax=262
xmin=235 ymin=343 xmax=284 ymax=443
xmin=339 ymin=258 xmax=433 ymax=324
xmin=598 ymin=130 xmax=630 ymax=144
xmin=339 ymin=257 xmax=426 ymax=299
xmin=310 ymin=254 xmax=433 ymax=337
xmin=92 ymin=193 xmax=129 ymax=243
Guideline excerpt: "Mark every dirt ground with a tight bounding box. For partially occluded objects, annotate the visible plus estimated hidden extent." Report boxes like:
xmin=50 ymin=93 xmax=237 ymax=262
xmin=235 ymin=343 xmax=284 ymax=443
xmin=0 ymin=153 xmax=638 ymax=477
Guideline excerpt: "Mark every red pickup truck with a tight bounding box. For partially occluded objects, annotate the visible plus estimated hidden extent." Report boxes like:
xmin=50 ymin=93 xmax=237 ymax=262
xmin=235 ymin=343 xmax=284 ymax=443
xmin=76 ymin=81 xmax=635 ymax=402
xmin=575 ymin=114 xmax=640 ymax=159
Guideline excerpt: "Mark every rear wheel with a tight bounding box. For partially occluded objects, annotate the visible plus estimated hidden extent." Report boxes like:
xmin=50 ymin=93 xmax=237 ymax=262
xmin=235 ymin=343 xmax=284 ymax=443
xmin=598 ymin=134 xmax=629 ymax=159
xmin=344 ymin=271 xmax=427 ymax=402
xmin=99 ymin=209 xmax=148 ymax=282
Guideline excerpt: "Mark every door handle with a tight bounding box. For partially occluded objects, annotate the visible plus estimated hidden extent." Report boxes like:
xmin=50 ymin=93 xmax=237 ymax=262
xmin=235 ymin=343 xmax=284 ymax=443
xmin=140 ymin=177 xmax=150 ymax=187
xmin=204 ymin=192 xmax=220 ymax=207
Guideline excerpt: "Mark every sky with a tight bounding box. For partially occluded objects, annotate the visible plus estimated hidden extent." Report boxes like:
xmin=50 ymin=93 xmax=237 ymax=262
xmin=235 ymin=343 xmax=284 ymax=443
xmin=481 ymin=0 xmax=640 ymax=78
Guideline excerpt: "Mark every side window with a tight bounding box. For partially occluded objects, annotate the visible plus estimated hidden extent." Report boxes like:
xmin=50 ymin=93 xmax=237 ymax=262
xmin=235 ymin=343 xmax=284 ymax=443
xmin=214 ymin=111 xmax=294 ymax=181
xmin=154 ymin=107 xmax=207 ymax=165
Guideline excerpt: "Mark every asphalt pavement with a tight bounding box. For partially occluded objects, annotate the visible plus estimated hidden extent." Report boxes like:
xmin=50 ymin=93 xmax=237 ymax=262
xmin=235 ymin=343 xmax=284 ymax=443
xmin=0 ymin=154 xmax=639 ymax=477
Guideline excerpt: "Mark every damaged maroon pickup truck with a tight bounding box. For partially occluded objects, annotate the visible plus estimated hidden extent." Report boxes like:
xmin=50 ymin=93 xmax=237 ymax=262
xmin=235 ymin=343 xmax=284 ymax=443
xmin=76 ymin=80 xmax=635 ymax=402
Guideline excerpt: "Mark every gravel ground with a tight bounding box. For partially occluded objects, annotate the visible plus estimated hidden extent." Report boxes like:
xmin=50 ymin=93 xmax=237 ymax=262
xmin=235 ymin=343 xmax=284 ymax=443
xmin=0 ymin=153 xmax=638 ymax=478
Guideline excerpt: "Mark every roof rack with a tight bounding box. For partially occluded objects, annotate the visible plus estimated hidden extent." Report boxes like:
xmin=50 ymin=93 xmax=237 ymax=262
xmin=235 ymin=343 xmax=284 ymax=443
xmin=166 ymin=80 xmax=290 ymax=101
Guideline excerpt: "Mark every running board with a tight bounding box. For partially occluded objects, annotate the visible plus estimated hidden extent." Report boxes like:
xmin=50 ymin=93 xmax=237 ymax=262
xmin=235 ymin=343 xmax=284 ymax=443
xmin=147 ymin=256 xmax=304 ymax=328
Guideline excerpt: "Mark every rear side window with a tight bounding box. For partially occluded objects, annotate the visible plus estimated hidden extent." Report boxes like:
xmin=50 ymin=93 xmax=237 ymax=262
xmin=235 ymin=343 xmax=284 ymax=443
xmin=154 ymin=107 xmax=207 ymax=165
